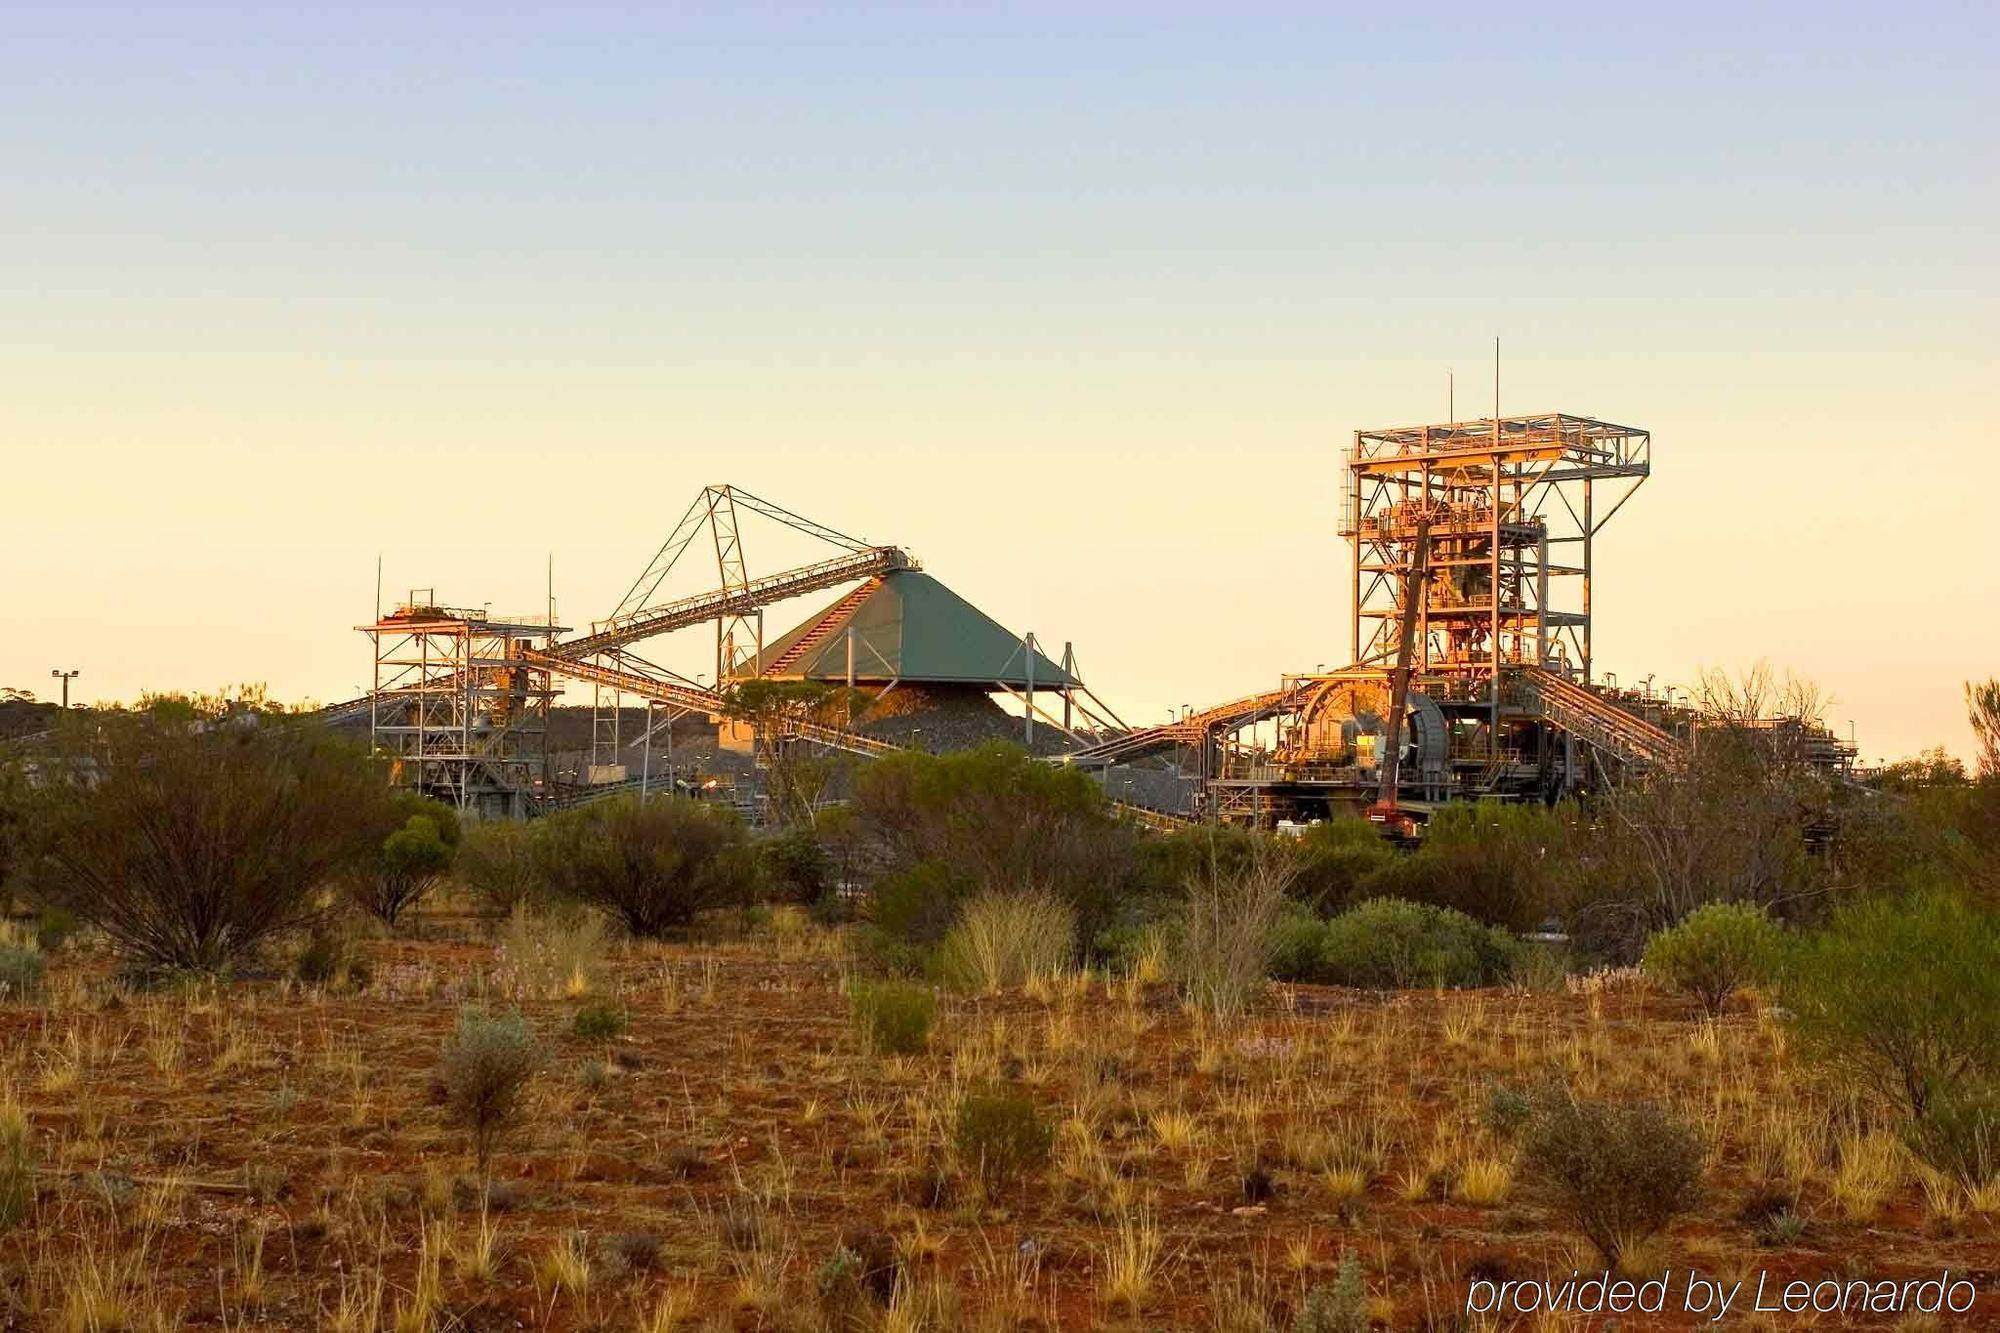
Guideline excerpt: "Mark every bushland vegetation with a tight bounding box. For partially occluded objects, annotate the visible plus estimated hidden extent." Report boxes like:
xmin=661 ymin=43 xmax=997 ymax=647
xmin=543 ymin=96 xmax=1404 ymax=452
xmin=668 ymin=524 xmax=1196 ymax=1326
xmin=0 ymin=676 xmax=1989 ymax=1325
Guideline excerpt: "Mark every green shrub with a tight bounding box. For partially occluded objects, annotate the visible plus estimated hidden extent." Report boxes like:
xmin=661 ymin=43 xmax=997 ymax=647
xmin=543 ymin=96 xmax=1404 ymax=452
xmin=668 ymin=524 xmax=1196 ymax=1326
xmin=293 ymin=925 xmax=368 ymax=990
xmin=1641 ymin=902 xmax=1786 ymax=1014
xmin=1317 ymin=898 xmax=1517 ymax=989
xmin=33 ymin=908 xmax=78 ymax=955
xmin=954 ymin=1091 xmax=1051 ymax=1189
xmin=936 ymin=889 xmax=1076 ymax=993
xmin=852 ymin=742 xmax=1137 ymax=942
xmin=1519 ymin=1086 xmax=1704 ymax=1264
xmin=1902 ymin=1083 xmax=1999 ymax=1190
xmin=438 ymin=1009 xmax=542 ymax=1176
xmin=1294 ymin=1249 xmax=1369 ymax=1333
xmin=572 ymin=1001 xmax=627 ymax=1042
xmin=455 ymin=819 xmax=546 ymax=917
xmin=1780 ymin=889 xmax=2000 ymax=1119
xmin=1507 ymin=939 xmax=1572 ymax=993
xmin=1481 ymin=1083 xmax=1533 ymax=1139
xmin=1090 ymin=917 xmax=1177 ymax=977
xmin=538 ymin=796 xmax=758 ymax=937
xmin=0 ymin=944 xmax=45 ymax=1002
xmin=759 ymin=828 xmax=835 ymax=906
xmin=30 ymin=715 xmax=383 ymax=973
xmin=1293 ymin=819 xmax=1398 ymax=916
xmin=850 ymin=980 xmax=935 ymax=1055
xmin=868 ymin=859 xmax=973 ymax=947
xmin=849 ymin=925 xmax=932 ymax=979
xmin=1267 ymin=903 xmax=1329 ymax=984
xmin=1361 ymin=801 xmax=1570 ymax=931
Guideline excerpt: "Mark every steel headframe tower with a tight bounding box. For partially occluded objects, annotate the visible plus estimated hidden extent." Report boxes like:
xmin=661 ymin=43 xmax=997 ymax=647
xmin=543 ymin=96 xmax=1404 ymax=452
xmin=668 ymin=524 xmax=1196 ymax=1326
xmin=1342 ymin=412 xmax=1650 ymax=731
xmin=362 ymin=593 xmax=565 ymax=818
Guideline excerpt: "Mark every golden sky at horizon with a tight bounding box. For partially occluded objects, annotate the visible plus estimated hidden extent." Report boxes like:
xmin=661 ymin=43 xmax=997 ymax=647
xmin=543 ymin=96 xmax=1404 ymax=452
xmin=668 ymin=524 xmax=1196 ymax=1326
xmin=5 ymin=8 xmax=1995 ymax=764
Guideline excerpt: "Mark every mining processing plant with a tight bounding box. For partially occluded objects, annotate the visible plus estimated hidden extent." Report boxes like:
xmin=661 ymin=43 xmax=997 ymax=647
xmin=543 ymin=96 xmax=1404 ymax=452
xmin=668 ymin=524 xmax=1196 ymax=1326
xmin=327 ymin=411 xmax=1856 ymax=829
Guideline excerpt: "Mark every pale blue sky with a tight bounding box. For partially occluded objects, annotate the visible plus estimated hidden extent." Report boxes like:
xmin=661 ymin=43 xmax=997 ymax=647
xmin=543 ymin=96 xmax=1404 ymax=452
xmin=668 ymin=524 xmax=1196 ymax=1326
xmin=5 ymin=4 xmax=1995 ymax=759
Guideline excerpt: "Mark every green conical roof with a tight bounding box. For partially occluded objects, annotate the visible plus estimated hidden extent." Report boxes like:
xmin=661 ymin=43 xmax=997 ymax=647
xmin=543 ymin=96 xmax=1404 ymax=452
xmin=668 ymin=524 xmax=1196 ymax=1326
xmin=750 ymin=571 xmax=1078 ymax=688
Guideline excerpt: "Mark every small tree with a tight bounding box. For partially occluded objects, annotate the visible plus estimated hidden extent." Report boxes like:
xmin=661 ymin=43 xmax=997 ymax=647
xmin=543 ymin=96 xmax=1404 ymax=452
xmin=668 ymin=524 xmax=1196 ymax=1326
xmin=1641 ymin=902 xmax=1786 ymax=1015
xmin=29 ymin=712 xmax=382 ymax=973
xmin=348 ymin=792 xmax=461 ymax=926
xmin=439 ymin=1009 xmax=541 ymax=1178
xmin=538 ymin=795 xmax=757 ymax=937
xmin=1520 ymin=1086 xmax=1703 ymax=1265
xmin=722 ymin=680 xmax=863 ymax=826
xmin=1781 ymin=890 xmax=2000 ymax=1119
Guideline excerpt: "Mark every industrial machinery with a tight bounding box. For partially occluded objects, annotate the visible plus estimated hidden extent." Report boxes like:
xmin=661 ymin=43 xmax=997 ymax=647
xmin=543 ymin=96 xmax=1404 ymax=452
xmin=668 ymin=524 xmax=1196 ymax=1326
xmin=1066 ymin=410 xmax=1850 ymax=827
xmin=343 ymin=486 xmax=1123 ymax=814
xmin=339 ymin=414 xmax=1855 ymax=829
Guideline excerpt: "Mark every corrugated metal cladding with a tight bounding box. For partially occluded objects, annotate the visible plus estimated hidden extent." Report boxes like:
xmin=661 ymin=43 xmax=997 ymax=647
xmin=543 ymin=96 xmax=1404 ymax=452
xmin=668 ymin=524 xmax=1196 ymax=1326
xmin=750 ymin=571 xmax=1077 ymax=688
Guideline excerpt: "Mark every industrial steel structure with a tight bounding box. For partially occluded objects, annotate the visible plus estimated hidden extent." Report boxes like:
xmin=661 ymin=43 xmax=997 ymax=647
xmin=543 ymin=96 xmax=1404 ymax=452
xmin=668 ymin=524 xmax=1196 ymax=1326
xmin=338 ymin=415 xmax=1855 ymax=830
xmin=341 ymin=485 xmax=1123 ymax=816
xmin=359 ymin=598 xmax=564 ymax=817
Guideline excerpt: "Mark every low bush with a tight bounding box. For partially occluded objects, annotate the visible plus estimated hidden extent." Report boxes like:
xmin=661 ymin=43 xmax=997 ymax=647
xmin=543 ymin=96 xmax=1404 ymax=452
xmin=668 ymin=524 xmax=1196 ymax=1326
xmin=0 ymin=944 xmax=45 ymax=1002
xmin=868 ymin=859 xmax=972 ymax=947
xmin=954 ymin=1091 xmax=1052 ymax=1190
xmin=1506 ymin=939 xmax=1572 ymax=993
xmin=1267 ymin=902 xmax=1329 ymax=984
xmin=1292 ymin=819 xmax=1399 ymax=917
xmin=848 ymin=925 xmax=932 ymax=979
xmin=850 ymin=980 xmax=935 ymax=1055
xmin=852 ymin=742 xmax=1138 ymax=943
xmin=935 ymin=889 xmax=1075 ymax=992
xmin=293 ymin=924 xmax=369 ymax=990
xmin=1362 ymin=801 xmax=1571 ymax=932
xmin=1317 ymin=898 xmax=1517 ymax=989
xmin=1641 ymin=901 xmax=1786 ymax=1014
xmin=438 ymin=1009 xmax=542 ymax=1177
xmin=1481 ymin=1083 xmax=1533 ymax=1140
xmin=1780 ymin=889 xmax=2000 ymax=1119
xmin=1519 ymin=1086 xmax=1704 ymax=1265
xmin=758 ymin=828 xmax=836 ymax=907
xmin=1901 ymin=1083 xmax=1999 ymax=1191
xmin=572 ymin=1001 xmax=627 ymax=1042
xmin=455 ymin=819 xmax=546 ymax=917
xmin=537 ymin=796 xmax=758 ymax=938
xmin=1294 ymin=1250 xmax=1369 ymax=1333
xmin=33 ymin=908 xmax=78 ymax=955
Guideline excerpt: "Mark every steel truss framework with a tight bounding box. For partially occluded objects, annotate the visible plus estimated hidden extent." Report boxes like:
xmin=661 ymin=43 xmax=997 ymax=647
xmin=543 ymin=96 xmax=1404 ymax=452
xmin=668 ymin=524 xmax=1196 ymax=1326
xmin=361 ymin=596 xmax=563 ymax=818
xmin=1345 ymin=412 xmax=1650 ymax=696
xmin=352 ymin=485 xmax=1124 ymax=817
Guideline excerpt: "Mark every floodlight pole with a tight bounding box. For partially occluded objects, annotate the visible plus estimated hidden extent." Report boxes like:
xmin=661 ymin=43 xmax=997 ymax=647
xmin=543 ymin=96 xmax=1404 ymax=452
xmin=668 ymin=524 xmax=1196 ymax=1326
xmin=50 ymin=669 xmax=80 ymax=709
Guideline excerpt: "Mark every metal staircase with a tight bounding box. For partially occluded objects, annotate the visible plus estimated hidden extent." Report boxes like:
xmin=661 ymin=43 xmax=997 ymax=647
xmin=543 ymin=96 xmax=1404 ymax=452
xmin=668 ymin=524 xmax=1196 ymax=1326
xmin=759 ymin=578 xmax=882 ymax=677
xmin=1514 ymin=666 xmax=1683 ymax=768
